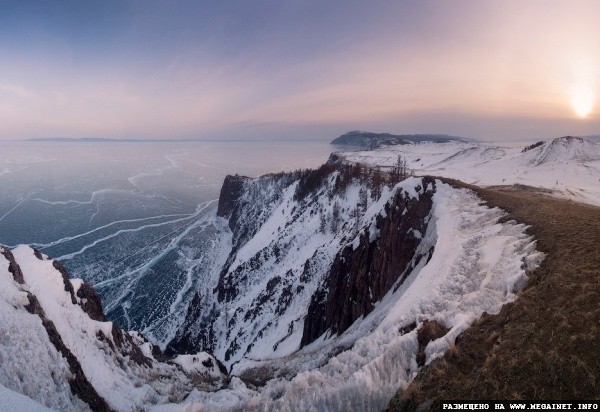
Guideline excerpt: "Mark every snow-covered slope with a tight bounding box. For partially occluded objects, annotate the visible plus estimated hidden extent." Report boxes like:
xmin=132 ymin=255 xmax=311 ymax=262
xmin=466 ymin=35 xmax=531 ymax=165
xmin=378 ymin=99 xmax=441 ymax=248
xmin=520 ymin=136 xmax=600 ymax=166
xmin=155 ymin=177 xmax=543 ymax=411
xmin=168 ymin=167 xmax=444 ymax=367
xmin=340 ymin=136 xmax=600 ymax=206
xmin=0 ymin=249 xmax=82 ymax=411
xmin=1 ymin=161 xmax=546 ymax=411
xmin=0 ymin=384 xmax=54 ymax=412
xmin=0 ymin=245 xmax=226 ymax=411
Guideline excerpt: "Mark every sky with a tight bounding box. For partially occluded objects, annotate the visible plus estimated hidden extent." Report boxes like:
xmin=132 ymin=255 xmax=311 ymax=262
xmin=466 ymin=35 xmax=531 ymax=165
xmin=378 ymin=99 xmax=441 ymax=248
xmin=1 ymin=0 xmax=599 ymax=141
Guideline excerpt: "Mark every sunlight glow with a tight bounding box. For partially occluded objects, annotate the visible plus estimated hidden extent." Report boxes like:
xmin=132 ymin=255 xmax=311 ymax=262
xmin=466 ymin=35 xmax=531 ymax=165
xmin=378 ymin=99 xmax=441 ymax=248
xmin=571 ymin=84 xmax=594 ymax=118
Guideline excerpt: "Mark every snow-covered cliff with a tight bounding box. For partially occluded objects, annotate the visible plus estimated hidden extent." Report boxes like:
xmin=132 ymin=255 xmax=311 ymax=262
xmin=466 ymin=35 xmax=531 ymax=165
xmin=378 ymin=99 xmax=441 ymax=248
xmin=0 ymin=161 xmax=544 ymax=411
xmin=0 ymin=245 xmax=226 ymax=412
xmin=167 ymin=166 xmax=438 ymax=365
xmin=160 ymin=165 xmax=542 ymax=410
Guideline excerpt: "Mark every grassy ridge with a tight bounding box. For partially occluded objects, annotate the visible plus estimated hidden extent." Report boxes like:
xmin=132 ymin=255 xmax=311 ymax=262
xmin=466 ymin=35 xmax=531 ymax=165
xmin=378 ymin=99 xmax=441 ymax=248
xmin=388 ymin=179 xmax=600 ymax=409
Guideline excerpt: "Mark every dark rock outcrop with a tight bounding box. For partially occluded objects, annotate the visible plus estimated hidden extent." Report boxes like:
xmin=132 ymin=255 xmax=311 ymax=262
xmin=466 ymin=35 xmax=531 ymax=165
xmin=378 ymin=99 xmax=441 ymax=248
xmin=76 ymin=282 xmax=106 ymax=322
xmin=326 ymin=153 xmax=344 ymax=165
xmin=217 ymin=174 xmax=250 ymax=222
xmin=1 ymin=248 xmax=25 ymax=284
xmin=416 ymin=320 xmax=450 ymax=366
xmin=165 ymin=292 xmax=218 ymax=356
xmin=32 ymin=248 xmax=44 ymax=260
xmin=301 ymin=177 xmax=436 ymax=347
xmin=331 ymin=131 xmax=466 ymax=149
xmin=110 ymin=324 xmax=153 ymax=368
xmin=52 ymin=260 xmax=78 ymax=305
xmin=521 ymin=140 xmax=544 ymax=153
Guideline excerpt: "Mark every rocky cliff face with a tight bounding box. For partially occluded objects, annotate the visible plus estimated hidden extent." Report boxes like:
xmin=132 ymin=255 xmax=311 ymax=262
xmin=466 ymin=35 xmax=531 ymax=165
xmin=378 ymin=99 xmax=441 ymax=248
xmin=301 ymin=177 xmax=435 ymax=346
xmin=167 ymin=165 xmax=439 ymax=369
xmin=167 ymin=170 xmax=302 ymax=359
xmin=217 ymin=174 xmax=250 ymax=224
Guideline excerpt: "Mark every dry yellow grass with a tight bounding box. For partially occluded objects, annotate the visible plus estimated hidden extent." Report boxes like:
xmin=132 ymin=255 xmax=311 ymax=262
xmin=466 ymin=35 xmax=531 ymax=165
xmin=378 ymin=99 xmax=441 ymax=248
xmin=388 ymin=179 xmax=600 ymax=410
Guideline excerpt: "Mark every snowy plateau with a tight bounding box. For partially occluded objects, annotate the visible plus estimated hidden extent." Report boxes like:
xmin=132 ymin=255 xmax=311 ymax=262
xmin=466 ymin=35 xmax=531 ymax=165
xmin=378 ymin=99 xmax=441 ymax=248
xmin=340 ymin=135 xmax=600 ymax=206
xmin=2 ymin=135 xmax=599 ymax=411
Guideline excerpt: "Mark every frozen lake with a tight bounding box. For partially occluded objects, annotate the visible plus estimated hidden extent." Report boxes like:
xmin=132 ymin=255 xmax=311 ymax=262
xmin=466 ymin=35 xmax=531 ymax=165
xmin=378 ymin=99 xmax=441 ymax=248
xmin=0 ymin=139 xmax=333 ymax=343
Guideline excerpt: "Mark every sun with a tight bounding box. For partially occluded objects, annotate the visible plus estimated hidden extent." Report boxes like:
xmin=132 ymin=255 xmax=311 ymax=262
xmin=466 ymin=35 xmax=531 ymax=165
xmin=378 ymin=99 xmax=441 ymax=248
xmin=570 ymin=84 xmax=594 ymax=118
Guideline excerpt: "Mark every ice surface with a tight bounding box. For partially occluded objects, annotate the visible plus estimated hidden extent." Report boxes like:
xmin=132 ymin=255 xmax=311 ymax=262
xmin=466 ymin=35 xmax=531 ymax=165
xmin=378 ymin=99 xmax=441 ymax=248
xmin=0 ymin=140 xmax=333 ymax=342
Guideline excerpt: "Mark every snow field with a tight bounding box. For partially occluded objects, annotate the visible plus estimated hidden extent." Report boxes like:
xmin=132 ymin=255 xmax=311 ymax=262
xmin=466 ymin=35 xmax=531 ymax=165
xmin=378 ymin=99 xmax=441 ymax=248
xmin=341 ymin=137 xmax=600 ymax=206
xmin=13 ymin=245 xmax=157 ymax=410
